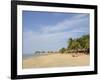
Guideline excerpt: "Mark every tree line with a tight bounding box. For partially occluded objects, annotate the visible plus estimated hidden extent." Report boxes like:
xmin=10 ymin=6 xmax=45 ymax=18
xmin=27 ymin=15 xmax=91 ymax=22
xmin=59 ymin=34 xmax=90 ymax=54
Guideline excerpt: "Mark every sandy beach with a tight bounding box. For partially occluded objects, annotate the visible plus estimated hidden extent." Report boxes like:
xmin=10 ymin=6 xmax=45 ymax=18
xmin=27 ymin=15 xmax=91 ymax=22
xmin=22 ymin=53 xmax=90 ymax=69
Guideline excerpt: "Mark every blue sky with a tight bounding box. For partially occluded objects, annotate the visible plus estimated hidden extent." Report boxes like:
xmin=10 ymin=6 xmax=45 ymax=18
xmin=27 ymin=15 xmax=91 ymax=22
xmin=22 ymin=11 xmax=90 ymax=54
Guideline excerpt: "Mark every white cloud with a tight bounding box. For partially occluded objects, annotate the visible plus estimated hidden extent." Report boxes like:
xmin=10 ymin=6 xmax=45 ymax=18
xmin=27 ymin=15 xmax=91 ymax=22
xmin=38 ymin=14 xmax=89 ymax=34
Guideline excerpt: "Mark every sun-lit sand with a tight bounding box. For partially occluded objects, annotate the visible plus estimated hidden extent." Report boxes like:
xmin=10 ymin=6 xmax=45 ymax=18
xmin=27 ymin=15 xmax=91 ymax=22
xmin=22 ymin=53 xmax=90 ymax=69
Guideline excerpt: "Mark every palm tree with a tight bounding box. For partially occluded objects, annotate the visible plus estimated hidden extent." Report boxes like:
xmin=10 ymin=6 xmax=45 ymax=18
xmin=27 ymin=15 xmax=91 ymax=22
xmin=67 ymin=34 xmax=89 ymax=53
xmin=67 ymin=38 xmax=73 ymax=49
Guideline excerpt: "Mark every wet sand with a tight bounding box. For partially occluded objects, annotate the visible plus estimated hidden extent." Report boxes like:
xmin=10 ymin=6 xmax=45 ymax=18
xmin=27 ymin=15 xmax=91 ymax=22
xmin=22 ymin=53 xmax=90 ymax=69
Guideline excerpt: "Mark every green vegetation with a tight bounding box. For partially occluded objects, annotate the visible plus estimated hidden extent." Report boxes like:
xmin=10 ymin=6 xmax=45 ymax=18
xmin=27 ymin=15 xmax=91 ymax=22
xmin=68 ymin=35 xmax=89 ymax=50
xmin=59 ymin=47 xmax=66 ymax=54
xmin=59 ymin=34 xmax=90 ymax=54
xmin=35 ymin=34 xmax=90 ymax=54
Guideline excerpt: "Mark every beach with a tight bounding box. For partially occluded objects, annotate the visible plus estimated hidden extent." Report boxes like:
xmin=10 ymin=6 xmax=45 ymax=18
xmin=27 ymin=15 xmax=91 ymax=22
xmin=22 ymin=53 xmax=90 ymax=69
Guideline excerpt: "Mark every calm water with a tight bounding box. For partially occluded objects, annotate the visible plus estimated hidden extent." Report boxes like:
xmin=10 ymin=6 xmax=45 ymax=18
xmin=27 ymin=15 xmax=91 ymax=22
xmin=22 ymin=53 xmax=50 ymax=59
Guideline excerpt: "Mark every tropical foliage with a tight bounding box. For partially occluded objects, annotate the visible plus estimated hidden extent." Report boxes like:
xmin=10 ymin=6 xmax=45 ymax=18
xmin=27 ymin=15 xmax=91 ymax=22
xmin=67 ymin=35 xmax=89 ymax=50
xmin=59 ymin=34 xmax=90 ymax=54
xmin=59 ymin=47 xmax=66 ymax=54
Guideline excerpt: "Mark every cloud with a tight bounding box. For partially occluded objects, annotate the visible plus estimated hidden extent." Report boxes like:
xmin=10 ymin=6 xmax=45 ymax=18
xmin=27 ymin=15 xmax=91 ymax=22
xmin=23 ymin=14 xmax=89 ymax=54
xmin=37 ymin=14 xmax=89 ymax=34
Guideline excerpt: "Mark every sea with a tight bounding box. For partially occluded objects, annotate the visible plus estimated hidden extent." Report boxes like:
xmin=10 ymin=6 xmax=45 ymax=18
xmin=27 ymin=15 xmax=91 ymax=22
xmin=22 ymin=53 xmax=49 ymax=59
